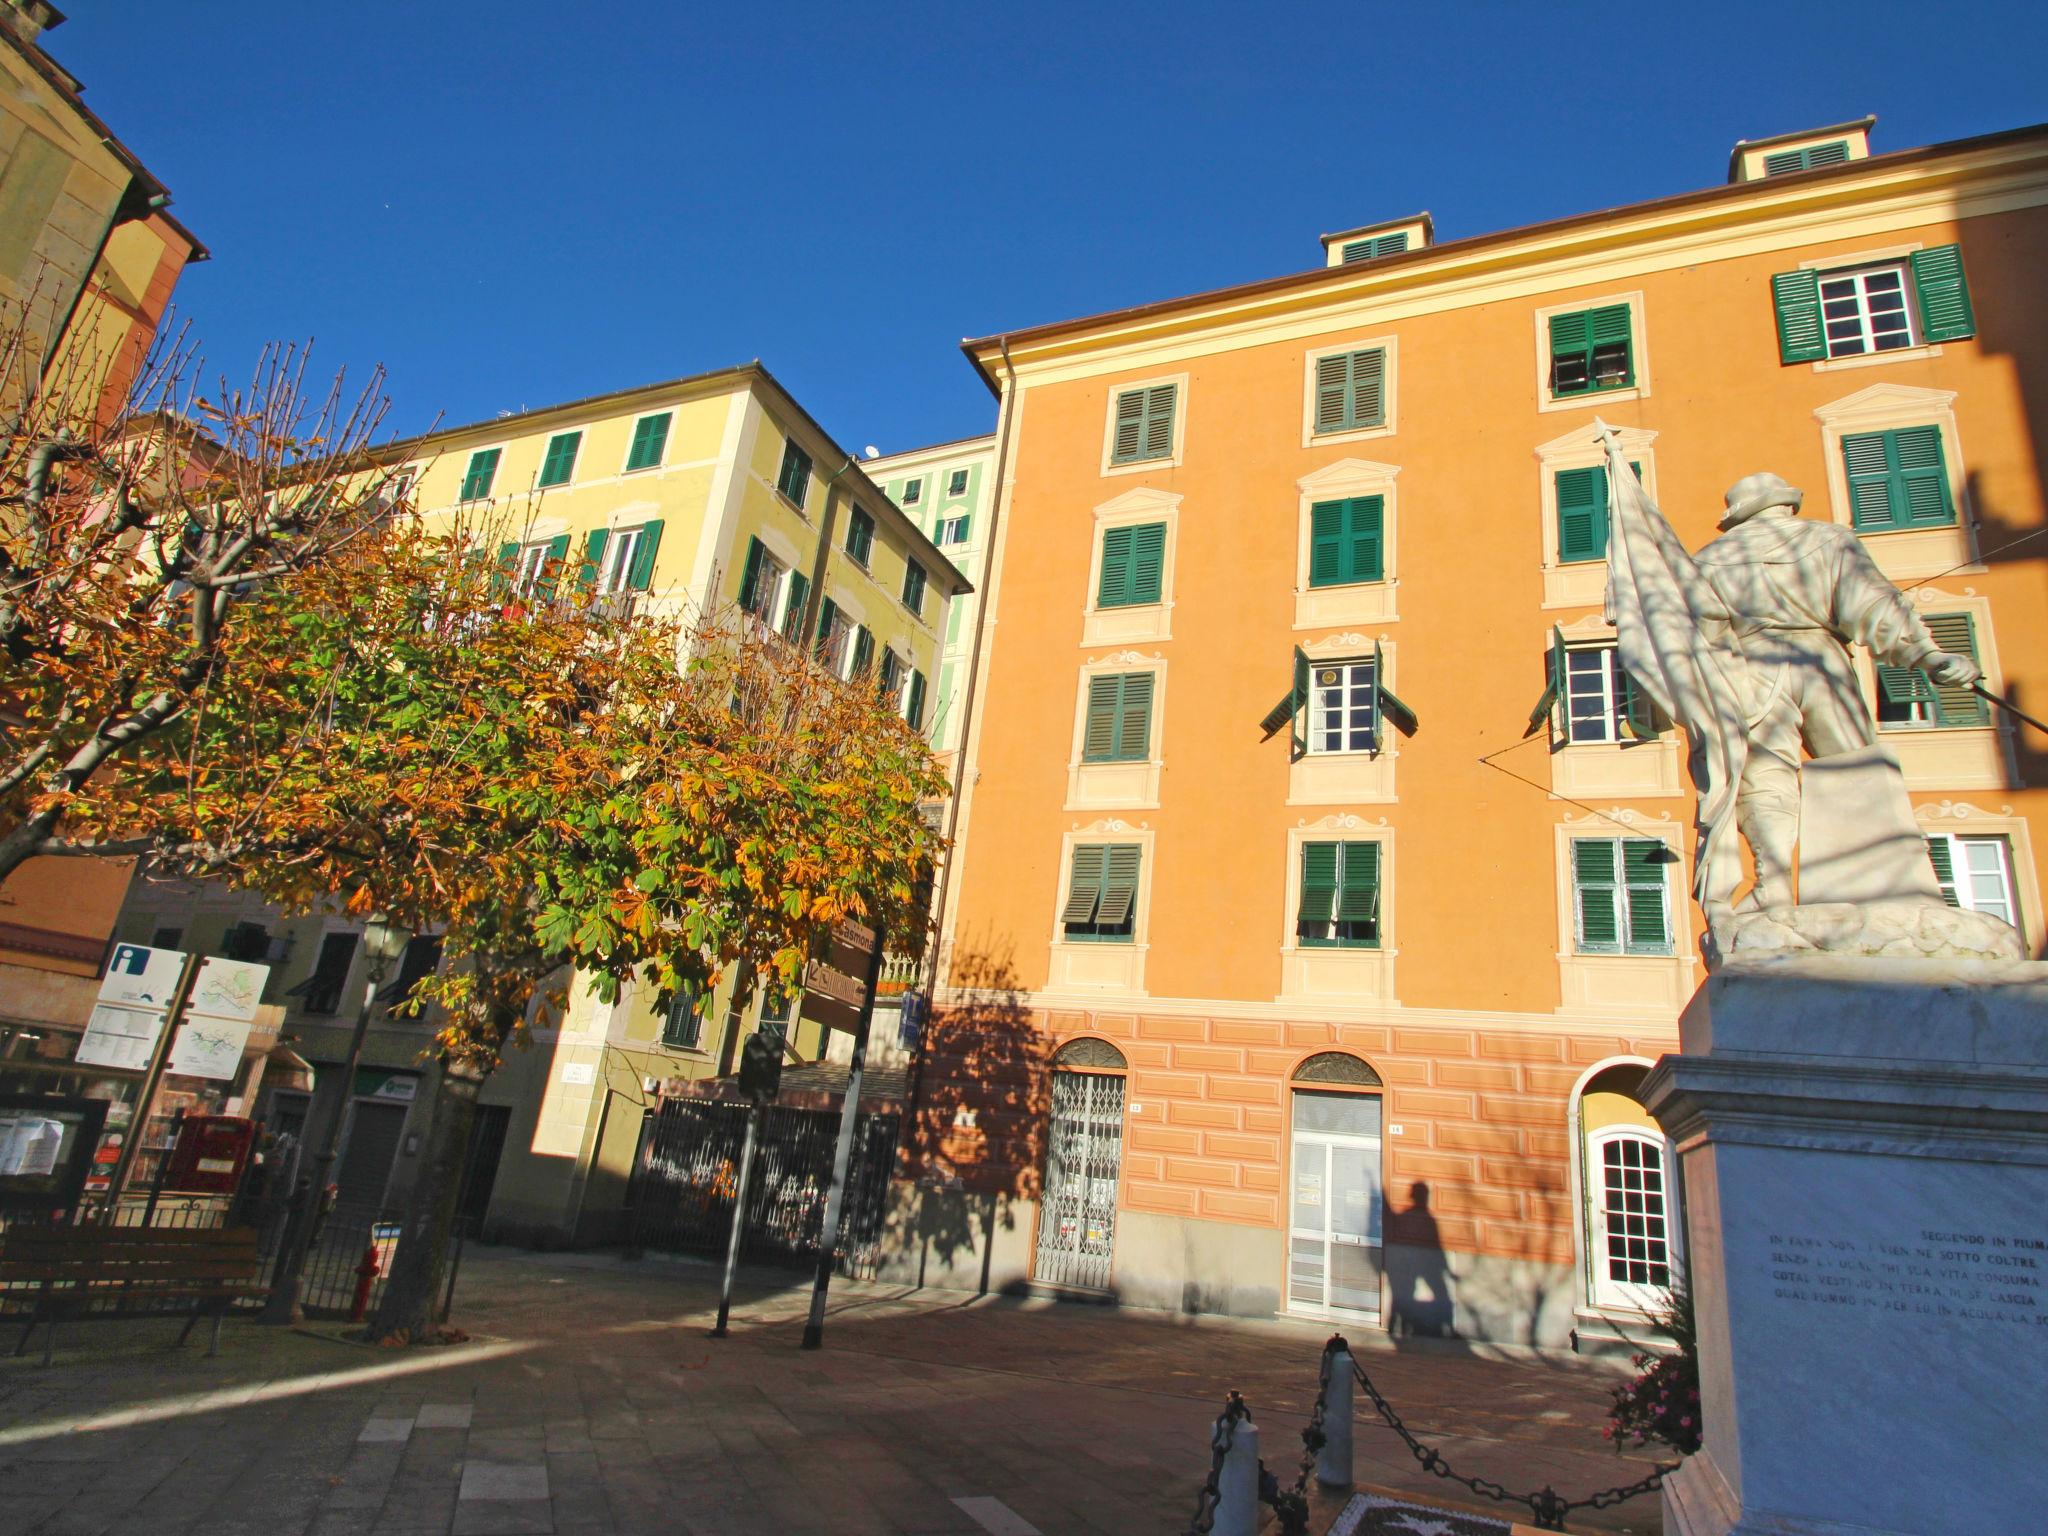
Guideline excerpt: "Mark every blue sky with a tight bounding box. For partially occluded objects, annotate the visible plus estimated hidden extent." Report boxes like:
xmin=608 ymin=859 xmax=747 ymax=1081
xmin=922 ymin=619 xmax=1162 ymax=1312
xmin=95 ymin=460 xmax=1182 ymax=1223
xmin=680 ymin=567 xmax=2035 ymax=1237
xmin=55 ymin=1 xmax=2048 ymax=452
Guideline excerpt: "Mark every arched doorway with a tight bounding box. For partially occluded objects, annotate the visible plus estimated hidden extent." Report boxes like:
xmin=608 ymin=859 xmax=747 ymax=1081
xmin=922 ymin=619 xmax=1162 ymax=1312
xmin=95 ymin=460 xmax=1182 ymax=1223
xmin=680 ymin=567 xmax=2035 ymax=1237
xmin=1287 ymin=1052 xmax=1384 ymax=1322
xmin=1574 ymin=1061 xmax=1679 ymax=1314
xmin=1034 ymin=1037 xmax=1127 ymax=1291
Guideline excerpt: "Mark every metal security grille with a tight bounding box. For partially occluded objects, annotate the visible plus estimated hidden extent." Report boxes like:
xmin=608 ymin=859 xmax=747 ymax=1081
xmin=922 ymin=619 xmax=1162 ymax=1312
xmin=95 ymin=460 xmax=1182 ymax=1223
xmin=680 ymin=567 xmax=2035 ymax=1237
xmin=1600 ymin=1136 xmax=1670 ymax=1288
xmin=1035 ymin=1070 xmax=1124 ymax=1291
xmin=629 ymin=1099 xmax=899 ymax=1280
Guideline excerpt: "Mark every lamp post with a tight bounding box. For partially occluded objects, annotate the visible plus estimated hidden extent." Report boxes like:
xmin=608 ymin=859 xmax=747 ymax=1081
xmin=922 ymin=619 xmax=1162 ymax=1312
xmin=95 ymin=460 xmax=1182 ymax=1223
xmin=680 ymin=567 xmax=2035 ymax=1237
xmin=261 ymin=916 xmax=412 ymax=1324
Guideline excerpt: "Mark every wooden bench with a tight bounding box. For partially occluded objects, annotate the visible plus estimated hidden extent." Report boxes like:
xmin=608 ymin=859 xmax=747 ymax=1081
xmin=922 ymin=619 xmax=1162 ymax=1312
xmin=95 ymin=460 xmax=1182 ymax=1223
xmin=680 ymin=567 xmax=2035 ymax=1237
xmin=0 ymin=1226 xmax=267 ymax=1364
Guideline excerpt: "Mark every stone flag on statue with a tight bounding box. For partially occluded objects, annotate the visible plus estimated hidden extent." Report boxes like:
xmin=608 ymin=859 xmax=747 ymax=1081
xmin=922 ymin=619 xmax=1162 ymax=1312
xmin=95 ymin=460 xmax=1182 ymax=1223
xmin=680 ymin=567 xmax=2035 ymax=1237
xmin=1596 ymin=420 xmax=1753 ymax=916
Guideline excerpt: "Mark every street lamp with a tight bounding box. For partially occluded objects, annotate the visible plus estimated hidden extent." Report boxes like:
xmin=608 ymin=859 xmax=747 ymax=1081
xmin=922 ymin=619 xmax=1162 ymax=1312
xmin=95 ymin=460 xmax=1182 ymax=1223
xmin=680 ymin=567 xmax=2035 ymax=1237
xmin=261 ymin=916 xmax=412 ymax=1324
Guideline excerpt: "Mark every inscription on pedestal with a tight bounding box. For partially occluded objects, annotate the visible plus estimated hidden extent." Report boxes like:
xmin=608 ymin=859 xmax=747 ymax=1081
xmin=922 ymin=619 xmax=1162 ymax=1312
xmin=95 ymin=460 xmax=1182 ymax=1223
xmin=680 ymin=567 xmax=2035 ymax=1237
xmin=1767 ymin=1228 xmax=2047 ymax=1327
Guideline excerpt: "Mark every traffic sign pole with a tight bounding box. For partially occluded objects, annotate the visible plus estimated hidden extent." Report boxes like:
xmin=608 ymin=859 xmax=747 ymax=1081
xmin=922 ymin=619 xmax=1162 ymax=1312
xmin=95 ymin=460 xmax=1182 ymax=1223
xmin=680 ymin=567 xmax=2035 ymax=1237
xmin=711 ymin=1102 xmax=761 ymax=1338
xmin=100 ymin=952 xmax=200 ymax=1219
xmin=799 ymin=916 xmax=888 ymax=1350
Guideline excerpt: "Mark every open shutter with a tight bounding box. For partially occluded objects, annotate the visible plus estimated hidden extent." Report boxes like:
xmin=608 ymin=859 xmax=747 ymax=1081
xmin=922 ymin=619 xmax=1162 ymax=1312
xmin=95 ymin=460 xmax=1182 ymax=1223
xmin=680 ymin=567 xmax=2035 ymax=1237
xmin=1621 ymin=667 xmax=1661 ymax=740
xmin=628 ymin=519 xmax=663 ymax=589
xmin=1556 ymin=467 xmax=1607 ymax=562
xmin=1336 ymin=842 xmax=1380 ymax=924
xmin=782 ymin=570 xmax=810 ymax=642
xmin=1129 ymin=523 xmax=1166 ymax=603
xmin=1526 ymin=626 xmax=1568 ymax=736
xmin=535 ymin=535 xmax=570 ymax=598
xmin=1574 ymin=839 xmax=1619 ymax=952
xmin=1925 ymin=836 xmax=1959 ymax=905
xmin=1291 ymin=646 xmax=1310 ymax=755
xmin=1910 ymin=244 xmax=1975 ymax=343
xmin=1098 ymin=526 xmax=1134 ymax=606
xmin=1841 ymin=433 xmax=1898 ymax=529
xmin=1314 ymin=355 xmax=1350 ymax=432
xmin=1083 ymin=675 xmax=1120 ymax=760
xmin=1098 ymin=845 xmax=1141 ymax=926
xmin=738 ymin=537 xmax=765 ymax=611
xmin=1892 ymin=427 xmax=1952 ymax=527
xmin=1548 ymin=309 xmax=1590 ymax=368
xmin=1770 ymin=269 xmax=1827 ymax=363
xmin=1875 ymin=659 xmax=1935 ymax=718
xmin=1061 ymin=846 xmax=1106 ymax=926
xmin=1372 ymin=638 xmax=1418 ymax=737
xmin=1923 ymin=613 xmax=1987 ymax=726
xmin=580 ymin=528 xmax=608 ymax=588
xmin=1298 ymin=842 xmax=1338 ymax=925
xmin=1118 ymin=672 xmax=1154 ymax=759
xmin=1112 ymin=391 xmax=1145 ymax=462
xmin=1588 ymin=304 xmax=1633 ymax=362
xmin=906 ymin=670 xmax=927 ymax=731
xmin=1309 ymin=500 xmax=1346 ymax=586
xmin=1142 ymin=385 xmax=1177 ymax=459
xmin=814 ymin=597 xmax=839 ymax=659
xmin=1622 ymin=840 xmax=1670 ymax=950
xmin=851 ymin=626 xmax=874 ymax=676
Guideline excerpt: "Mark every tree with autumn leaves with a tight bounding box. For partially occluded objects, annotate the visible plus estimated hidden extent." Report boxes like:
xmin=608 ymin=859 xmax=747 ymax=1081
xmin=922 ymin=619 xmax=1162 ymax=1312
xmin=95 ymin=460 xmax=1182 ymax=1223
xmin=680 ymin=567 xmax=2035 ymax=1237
xmin=81 ymin=513 xmax=948 ymax=1340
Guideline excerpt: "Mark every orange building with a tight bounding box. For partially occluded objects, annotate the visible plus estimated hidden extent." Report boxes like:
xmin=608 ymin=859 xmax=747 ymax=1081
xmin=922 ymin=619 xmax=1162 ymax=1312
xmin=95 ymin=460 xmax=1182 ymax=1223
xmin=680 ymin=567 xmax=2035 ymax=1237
xmin=895 ymin=120 xmax=2048 ymax=1349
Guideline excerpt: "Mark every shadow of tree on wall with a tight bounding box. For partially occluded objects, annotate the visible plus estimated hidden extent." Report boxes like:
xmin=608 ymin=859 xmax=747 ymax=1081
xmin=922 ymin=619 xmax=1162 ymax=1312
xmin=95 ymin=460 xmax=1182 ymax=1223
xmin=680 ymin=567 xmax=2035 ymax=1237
xmin=889 ymin=937 xmax=1050 ymax=1292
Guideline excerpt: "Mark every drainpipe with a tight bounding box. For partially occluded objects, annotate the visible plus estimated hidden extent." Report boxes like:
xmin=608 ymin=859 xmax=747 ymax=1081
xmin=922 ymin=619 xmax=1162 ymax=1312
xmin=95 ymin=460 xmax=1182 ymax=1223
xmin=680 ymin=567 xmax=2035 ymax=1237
xmin=906 ymin=337 xmax=1017 ymax=1116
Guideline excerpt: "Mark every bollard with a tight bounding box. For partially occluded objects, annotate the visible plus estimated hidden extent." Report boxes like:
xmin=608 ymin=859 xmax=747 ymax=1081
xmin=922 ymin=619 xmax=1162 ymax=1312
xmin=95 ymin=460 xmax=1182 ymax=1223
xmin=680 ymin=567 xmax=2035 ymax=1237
xmin=1317 ymin=1335 xmax=1355 ymax=1488
xmin=347 ymin=1238 xmax=381 ymax=1323
xmin=1214 ymin=1405 xmax=1261 ymax=1536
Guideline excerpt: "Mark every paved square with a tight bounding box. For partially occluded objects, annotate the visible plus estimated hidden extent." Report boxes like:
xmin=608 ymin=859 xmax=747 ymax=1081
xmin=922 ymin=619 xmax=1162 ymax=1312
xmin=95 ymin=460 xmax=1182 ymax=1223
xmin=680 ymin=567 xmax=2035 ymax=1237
xmin=0 ymin=1247 xmax=1667 ymax=1534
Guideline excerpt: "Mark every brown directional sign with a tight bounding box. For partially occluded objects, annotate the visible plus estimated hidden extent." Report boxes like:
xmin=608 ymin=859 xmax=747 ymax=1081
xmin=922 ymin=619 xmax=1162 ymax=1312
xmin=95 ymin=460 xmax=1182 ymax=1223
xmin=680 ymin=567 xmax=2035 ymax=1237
xmin=799 ymin=918 xmax=878 ymax=1034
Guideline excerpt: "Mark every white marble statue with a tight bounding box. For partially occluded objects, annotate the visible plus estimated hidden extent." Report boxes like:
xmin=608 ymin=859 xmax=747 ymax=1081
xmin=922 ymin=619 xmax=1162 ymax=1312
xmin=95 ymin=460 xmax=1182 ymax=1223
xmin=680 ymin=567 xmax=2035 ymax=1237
xmin=1593 ymin=423 xmax=2018 ymax=961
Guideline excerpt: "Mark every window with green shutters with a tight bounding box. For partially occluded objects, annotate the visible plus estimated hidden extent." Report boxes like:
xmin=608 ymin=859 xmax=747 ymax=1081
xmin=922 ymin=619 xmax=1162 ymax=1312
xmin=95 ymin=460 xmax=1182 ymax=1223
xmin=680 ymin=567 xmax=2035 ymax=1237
xmin=905 ymin=669 xmax=928 ymax=732
xmin=902 ymin=561 xmax=927 ymax=618
xmin=1060 ymin=843 xmax=1140 ymax=943
xmin=1572 ymin=838 xmax=1673 ymax=955
xmin=1308 ymin=497 xmax=1384 ymax=587
xmin=538 ymin=431 xmax=581 ymax=488
xmin=1081 ymin=673 xmax=1154 ymax=763
xmin=1841 ymin=426 xmax=1953 ymax=532
xmin=584 ymin=520 xmax=665 ymax=594
xmin=845 ymin=505 xmax=875 ymax=565
xmin=1876 ymin=612 xmax=1988 ymax=730
xmin=901 ymin=478 xmax=922 ymax=505
xmin=1925 ymin=834 xmax=2018 ymax=926
xmin=460 ymin=448 xmax=501 ymax=501
xmin=1548 ymin=304 xmax=1634 ymax=396
xmin=1097 ymin=522 xmax=1166 ymax=608
xmin=625 ymin=413 xmax=671 ymax=471
xmin=1770 ymin=244 xmax=1975 ymax=364
xmin=849 ymin=625 xmax=875 ymax=677
xmin=776 ymin=439 xmax=812 ymax=505
xmin=1110 ymin=384 xmax=1178 ymax=465
xmin=947 ymin=468 xmax=970 ymax=497
xmin=780 ymin=570 xmax=810 ymax=643
xmin=1762 ymin=140 xmax=1850 ymax=176
xmin=1340 ymin=232 xmax=1408 ymax=263
xmin=1312 ymin=349 xmax=1387 ymax=435
xmin=660 ymin=990 xmax=704 ymax=1050
xmin=1554 ymin=462 xmax=1640 ymax=564
xmin=1296 ymin=841 xmax=1381 ymax=948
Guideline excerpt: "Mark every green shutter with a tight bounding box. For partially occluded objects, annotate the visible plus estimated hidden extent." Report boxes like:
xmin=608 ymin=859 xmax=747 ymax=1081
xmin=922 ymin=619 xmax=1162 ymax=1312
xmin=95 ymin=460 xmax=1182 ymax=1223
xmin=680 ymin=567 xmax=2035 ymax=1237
xmin=1923 ymin=613 xmax=1988 ymax=726
xmin=1309 ymin=500 xmax=1346 ymax=586
xmin=462 ymin=449 xmax=501 ymax=500
xmin=1771 ymin=269 xmax=1827 ymax=363
xmin=539 ymin=431 xmax=581 ymax=488
xmin=1110 ymin=386 xmax=1176 ymax=464
xmin=1350 ymin=496 xmax=1383 ymax=581
xmin=813 ymin=597 xmax=838 ymax=659
xmin=846 ymin=507 xmax=874 ymax=564
xmin=626 ymin=413 xmax=671 ymax=471
xmin=1098 ymin=526 xmax=1134 ymax=606
xmin=628 ymin=519 xmax=663 ymax=589
xmin=1574 ymin=840 xmax=1619 ymax=951
xmin=493 ymin=540 xmax=519 ymax=596
xmin=1556 ymin=467 xmax=1608 ymax=563
xmin=737 ymin=537 xmax=764 ymax=611
xmin=532 ymin=534 xmax=570 ymax=598
xmin=1118 ymin=673 xmax=1153 ymax=759
xmin=1622 ymin=669 xmax=1661 ymax=740
xmin=1844 ymin=428 xmax=1953 ymax=532
xmin=1548 ymin=309 xmax=1590 ymax=362
xmin=1291 ymin=647 xmax=1309 ymax=755
xmin=1298 ymin=842 xmax=1338 ymax=924
xmin=851 ymin=626 xmax=874 ymax=676
xmin=1910 ymin=244 xmax=1975 ymax=343
xmin=1142 ymin=385 xmax=1176 ymax=460
xmin=1098 ymin=845 xmax=1141 ymax=925
xmin=1314 ymin=355 xmax=1350 ymax=432
xmin=1372 ymin=638 xmax=1418 ymax=737
xmin=1336 ymin=842 xmax=1380 ymax=924
xmin=1129 ymin=522 xmax=1165 ymax=602
xmin=580 ymin=528 xmax=608 ymax=588
xmin=1061 ymin=846 xmax=1106 ymax=926
xmin=782 ymin=570 xmax=810 ymax=642
xmin=906 ymin=670 xmax=927 ymax=731
xmin=1308 ymin=498 xmax=1383 ymax=587
xmin=903 ymin=562 xmax=926 ymax=615
xmin=1549 ymin=305 xmax=1632 ymax=393
xmin=1842 ymin=432 xmax=1898 ymax=529
xmin=1084 ymin=673 xmax=1153 ymax=761
xmin=1622 ymin=840 xmax=1670 ymax=950
xmin=1527 ymin=625 xmax=1568 ymax=736
xmin=1925 ymin=837 xmax=1959 ymax=905
xmin=1111 ymin=390 xmax=1145 ymax=463
xmin=1313 ymin=349 xmax=1385 ymax=433
xmin=1082 ymin=676 xmax=1119 ymax=761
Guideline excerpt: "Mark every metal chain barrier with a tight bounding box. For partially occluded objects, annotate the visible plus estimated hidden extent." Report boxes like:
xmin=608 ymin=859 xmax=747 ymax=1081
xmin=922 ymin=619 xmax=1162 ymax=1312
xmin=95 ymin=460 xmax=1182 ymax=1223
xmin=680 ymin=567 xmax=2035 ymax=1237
xmin=1184 ymin=1391 xmax=1248 ymax=1535
xmin=1349 ymin=1355 xmax=1677 ymax=1533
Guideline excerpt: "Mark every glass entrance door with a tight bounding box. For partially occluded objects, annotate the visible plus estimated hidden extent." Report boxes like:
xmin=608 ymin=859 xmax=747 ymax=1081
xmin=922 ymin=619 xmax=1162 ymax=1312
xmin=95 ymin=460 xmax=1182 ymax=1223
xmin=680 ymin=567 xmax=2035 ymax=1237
xmin=1035 ymin=1069 xmax=1124 ymax=1291
xmin=1288 ymin=1090 xmax=1383 ymax=1320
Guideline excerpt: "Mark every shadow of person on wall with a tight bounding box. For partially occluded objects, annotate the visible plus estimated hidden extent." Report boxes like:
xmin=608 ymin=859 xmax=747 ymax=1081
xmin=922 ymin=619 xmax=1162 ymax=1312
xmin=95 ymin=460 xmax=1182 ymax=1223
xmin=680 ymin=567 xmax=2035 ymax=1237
xmin=1387 ymin=1180 xmax=1457 ymax=1339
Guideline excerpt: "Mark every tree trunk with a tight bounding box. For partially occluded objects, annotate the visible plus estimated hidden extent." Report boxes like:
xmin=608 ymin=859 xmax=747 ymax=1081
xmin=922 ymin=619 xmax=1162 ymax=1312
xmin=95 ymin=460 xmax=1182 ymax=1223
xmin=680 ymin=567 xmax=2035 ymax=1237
xmin=368 ymin=1053 xmax=485 ymax=1342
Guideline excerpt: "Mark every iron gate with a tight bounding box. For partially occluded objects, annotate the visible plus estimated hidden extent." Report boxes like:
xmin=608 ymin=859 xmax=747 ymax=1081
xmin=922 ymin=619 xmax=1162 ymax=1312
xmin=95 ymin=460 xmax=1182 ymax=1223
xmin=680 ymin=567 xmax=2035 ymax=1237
xmin=1034 ymin=1069 xmax=1124 ymax=1290
xmin=629 ymin=1099 xmax=899 ymax=1279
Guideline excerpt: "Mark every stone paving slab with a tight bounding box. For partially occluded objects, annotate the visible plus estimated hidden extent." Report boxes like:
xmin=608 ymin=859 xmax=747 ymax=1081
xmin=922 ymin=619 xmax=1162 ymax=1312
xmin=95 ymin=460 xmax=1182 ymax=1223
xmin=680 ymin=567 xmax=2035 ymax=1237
xmin=0 ymin=1246 xmax=1666 ymax=1535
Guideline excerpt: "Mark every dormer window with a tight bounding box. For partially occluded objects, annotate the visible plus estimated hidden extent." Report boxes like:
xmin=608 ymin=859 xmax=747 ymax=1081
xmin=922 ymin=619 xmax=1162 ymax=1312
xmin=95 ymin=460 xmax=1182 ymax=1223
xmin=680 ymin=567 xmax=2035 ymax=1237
xmin=1763 ymin=140 xmax=1850 ymax=176
xmin=1729 ymin=118 xmax=1874 ymax=183
xmin=1321 ymin=215 xmax=1433 ymax=269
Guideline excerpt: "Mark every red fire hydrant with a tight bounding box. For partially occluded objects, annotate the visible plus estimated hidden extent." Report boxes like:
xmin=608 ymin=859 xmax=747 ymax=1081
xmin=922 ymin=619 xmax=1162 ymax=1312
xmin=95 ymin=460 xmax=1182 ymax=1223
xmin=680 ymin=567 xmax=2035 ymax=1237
xmin=348 ymin=1237 xmax=382 ymax=1322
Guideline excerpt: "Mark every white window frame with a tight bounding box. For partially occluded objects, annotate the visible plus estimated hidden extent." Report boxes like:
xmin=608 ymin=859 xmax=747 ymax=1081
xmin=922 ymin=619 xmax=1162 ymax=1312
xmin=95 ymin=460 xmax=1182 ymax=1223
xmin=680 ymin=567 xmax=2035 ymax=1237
xmin=512 ymin=541 xmax=553 ymax=596
xmin=1799 ymin=243 xmax=1942 ymax=374
xmin=596 ymin=527 xmax=642 ymax=595
xmin=819 ymin=607 xmax=855 ymax=678
xmin=937 ymin=514 xmax=970 ymax=546
xmin=1929 ymin=832 xmax=2018 ymax=927
xmin=1564 ymin=646 xmax=1626 ymax=745
xmin=1306 ymin=658 xmax=1378 ymax=757
xmin=1587 ymin=1127 xmax=1677 ymax=1313
xmin=746 ymin=549 xmax=790 ymax=628
xmin=1533 ymin=291 xmax=1651 ymax=414
xmin=1817 ymin=262 xmax=1917 ymax=360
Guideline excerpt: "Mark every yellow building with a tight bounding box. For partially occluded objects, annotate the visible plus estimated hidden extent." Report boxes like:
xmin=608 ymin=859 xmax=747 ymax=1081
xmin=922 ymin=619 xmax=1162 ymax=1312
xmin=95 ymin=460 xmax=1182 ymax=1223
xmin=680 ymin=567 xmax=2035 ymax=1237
xmin=0 ymin=1 xmax=205 ymax=424
xmin=381 ymin=363 xmax=971 ymax=1243
xmin=908 ymin=119 xmax=2048 ymax=1348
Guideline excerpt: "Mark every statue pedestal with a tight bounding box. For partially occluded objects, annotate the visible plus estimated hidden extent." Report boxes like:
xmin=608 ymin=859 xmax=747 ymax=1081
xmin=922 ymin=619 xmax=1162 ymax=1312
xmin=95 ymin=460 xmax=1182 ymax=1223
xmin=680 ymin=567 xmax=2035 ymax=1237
xmin=1642 ymin=955 xmax=2048 ymax=1536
